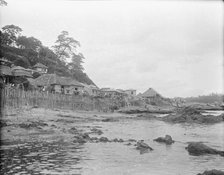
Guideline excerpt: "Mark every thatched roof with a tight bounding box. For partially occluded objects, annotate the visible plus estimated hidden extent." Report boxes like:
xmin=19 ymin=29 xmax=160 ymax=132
xmin=101 ymin=88 xmax=126 ymax=94
xmin=11 ymin=66 xmax=33 ymax=78
xmin=81 ymin=83 xmax=99 ymax=90
xmin=0 ymin=65 xmax=12 ymax=76
xmin=33 ymin=63 xmax=48 ymax=69
xmin=34 ymin=74 xmax=83 ymax=87
xmin=0 ymin=58 xmax=12 ymax=66
xmin=141 ymin=88 xmax=161 ymax=97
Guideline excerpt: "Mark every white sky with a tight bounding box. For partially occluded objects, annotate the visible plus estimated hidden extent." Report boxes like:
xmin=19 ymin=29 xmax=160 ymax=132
xmin=0 ymin=0 xmax=223 ymax=97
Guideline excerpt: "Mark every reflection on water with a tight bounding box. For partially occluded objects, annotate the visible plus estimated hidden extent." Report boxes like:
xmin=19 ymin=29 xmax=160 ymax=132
xmin=1 ymin=113 xmax=224 ymax=175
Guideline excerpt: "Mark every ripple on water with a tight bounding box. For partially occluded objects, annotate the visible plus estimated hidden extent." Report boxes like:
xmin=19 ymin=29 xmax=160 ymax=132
xmin=0 ymin=140 xmax=83 ymax=175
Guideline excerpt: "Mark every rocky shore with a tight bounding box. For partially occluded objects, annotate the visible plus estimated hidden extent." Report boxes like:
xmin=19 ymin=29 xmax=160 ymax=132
xmin=197 ymin=169 xmax=224 ymax=175
xmin=162 ymin=107 xmax=224 ymax=124
xmin=1 ymin=106 xmax=224 ymax=174
xmin=117 ymin=106 xmax=174 ymax=114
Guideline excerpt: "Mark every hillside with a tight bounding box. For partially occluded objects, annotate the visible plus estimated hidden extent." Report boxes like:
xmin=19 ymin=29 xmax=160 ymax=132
xmin=0 ymin=25 xmax=95 ymax=85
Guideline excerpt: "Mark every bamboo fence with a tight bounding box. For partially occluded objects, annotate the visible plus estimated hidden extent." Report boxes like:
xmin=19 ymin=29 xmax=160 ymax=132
xmin=1 ymin=86 xmax=126 ymax=114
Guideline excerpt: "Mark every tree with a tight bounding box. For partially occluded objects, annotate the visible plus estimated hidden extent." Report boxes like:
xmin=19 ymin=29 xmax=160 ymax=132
xmin=53 ymin=31 xmax=80 ymax=62
xmin=17 ymin=36 xmax=42 ymax=51
xmin=1 ymin=25 xmax=22 ymax=46
xmin=0 ymin=0 xmax=7 ymax=6
xmin=68 ymin=53 xmax=85 ymax=71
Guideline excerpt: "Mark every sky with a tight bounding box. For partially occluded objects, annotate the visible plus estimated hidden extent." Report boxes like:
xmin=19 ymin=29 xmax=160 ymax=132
xmin=0 ymin=0 xmax=223 ymax=97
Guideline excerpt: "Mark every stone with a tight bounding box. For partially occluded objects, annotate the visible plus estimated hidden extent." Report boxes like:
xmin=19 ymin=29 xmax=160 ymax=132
xmin=154 ymin=135 xmax=175 ymax=145
xmin=186 ymin=142 xmax=224 ymax=157
xmin=73 ymin=136 xmax=86 ymax=144
xmin=197 ymin=169 xmax=224 ymax=175
xmin=90 ymin=128 xmax=103 ymax=135
xmin=101 ymin=118 xmax=117 ymax=122
xmin=99 ymin=137 xmax=109 ymax=142
xmin=128 ymin=139 xmax=137 ymax=142
xmin=136 ymin=140 xmax=153 ymax=151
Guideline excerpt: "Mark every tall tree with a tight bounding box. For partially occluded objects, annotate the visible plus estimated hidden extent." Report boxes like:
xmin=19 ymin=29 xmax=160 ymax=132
xmin=1 ymin=25 xmax=22 ymax=46
xmin=53 ymin=31 xmax=80 ymax=62
xmin=0 ymin=0 xmax=7 ymax=6
xmin=68 ymin=53 xmax=85 ymax=71
xmin=17 ymin=36 xmax=42 ymax=51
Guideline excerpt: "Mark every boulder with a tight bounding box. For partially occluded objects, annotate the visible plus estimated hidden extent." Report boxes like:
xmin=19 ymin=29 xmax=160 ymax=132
xmin=197 ymin=169 xmax=224 ymax=175
xmin=136 ymin=140 xmax=153 ymax=151
xmin=101 ymin=118 xmax=118 ymax=122
xmin=118 ymin=139 xmax=124 ymax=142
xmin=73 ymin=136 xmax=86 ymax=144
xmin=186 ymin=142 xmax=224 ymax=156
xmin=128 ymin=139 xmax=137 ymax=142
xmin=154 ymin=135 xmax=175 ymax=145
xmin=90 ymin=128 xmax=103 ymax=135
xmin=125 ymin=143 xmax=132 ymax=146
xmin=82 ymin=133 xmax=90 ymax=139
xmin=112 ymin=138 xmax=119 ymax=142
xmin=99 ymin=137 xmax=109 ymax=142
xmin=68 ymin=127 xmax=79 ymax=134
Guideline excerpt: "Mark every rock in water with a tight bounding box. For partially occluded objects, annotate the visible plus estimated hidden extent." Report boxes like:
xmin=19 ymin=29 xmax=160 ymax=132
xmin=154 ymin=135 xmax=175 ymax=145
xmin=99 ymin=137 xmax=109 ymax=142
xmin=186 ymin=142 xmax=224 ymax=156
xmin=197 ymin=169 xmax=224 ymax=175
xmin=73 ymin=136 xmax=86 ymax=144
xmin=136 ymin=140 xmax=153 ymax=151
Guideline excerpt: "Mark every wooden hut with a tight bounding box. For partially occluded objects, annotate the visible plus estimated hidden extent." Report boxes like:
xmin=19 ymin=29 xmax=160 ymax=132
xmin=11 ymin=66 xmax=33 ymax=78
xmin=33 ymin=74 xmax=84 ymax=94
xmin=33 ymin=63 xmax=48 ymax=74
xmin=0 ymin=58 xmax=13 ymax=84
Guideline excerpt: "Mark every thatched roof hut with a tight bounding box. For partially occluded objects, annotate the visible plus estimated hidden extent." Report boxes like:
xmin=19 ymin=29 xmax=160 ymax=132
xmin=0 ymin=65 xmax=12 ymax=76
xmin=33 ymin=74 xmax=83 ymax=87
xmin=33 ymin=63 xmax=48 ymax=69
xmin=0 ymin=58 xmax=13 ymax=76
xmin=11 ymin=66 xmax=33 ymax=78
xmin=141 ymin=88 xmax=161 ymax=98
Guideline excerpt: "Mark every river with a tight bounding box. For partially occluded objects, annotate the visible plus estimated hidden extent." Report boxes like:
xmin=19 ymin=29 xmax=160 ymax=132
xmin=1 ymin=110 xmax=224 ymax=175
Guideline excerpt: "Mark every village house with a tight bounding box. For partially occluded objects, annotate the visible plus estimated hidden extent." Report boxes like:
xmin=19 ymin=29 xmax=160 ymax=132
xmin=0 ymin=58 xmax=13 ymax=84
xmin=124 ymin=89 xmax=136 ymax=96
xmin=140 ymin=88 xmax=161 ymax=99
xmin=82 ymin=84 xmax=100 ymax=96
xmin=33 ymin=73 xmax=84 ymax=94
xmin=100 ymin=88 xmax=127 ymax=97
xmin=11 ymin=66 xmax=33 ymax=78
xmin=33 ymin=63 xmax=48 ymax=74
xmin=0 ymin=58 xmax=34 ymax=89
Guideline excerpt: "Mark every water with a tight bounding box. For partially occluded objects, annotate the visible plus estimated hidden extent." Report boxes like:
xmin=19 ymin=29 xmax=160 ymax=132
xmin=1 ymin=112 xmax=224 ymax=175
xmin=201 ymin=110 xmax=224 ymax=116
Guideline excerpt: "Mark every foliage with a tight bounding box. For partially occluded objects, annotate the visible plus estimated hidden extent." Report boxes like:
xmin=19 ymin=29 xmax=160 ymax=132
xmin=68 ymin=53 xmax=84 ymax=71
xmin=53 ymin=31 xmax=80 ymax=62
xmin=1 ymin=25 xmax=22 ymax=46
xmin=0 ymin=0 xmax=7 ymax=6
xmin=17 ymin=36 xmax=42 ymax=51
